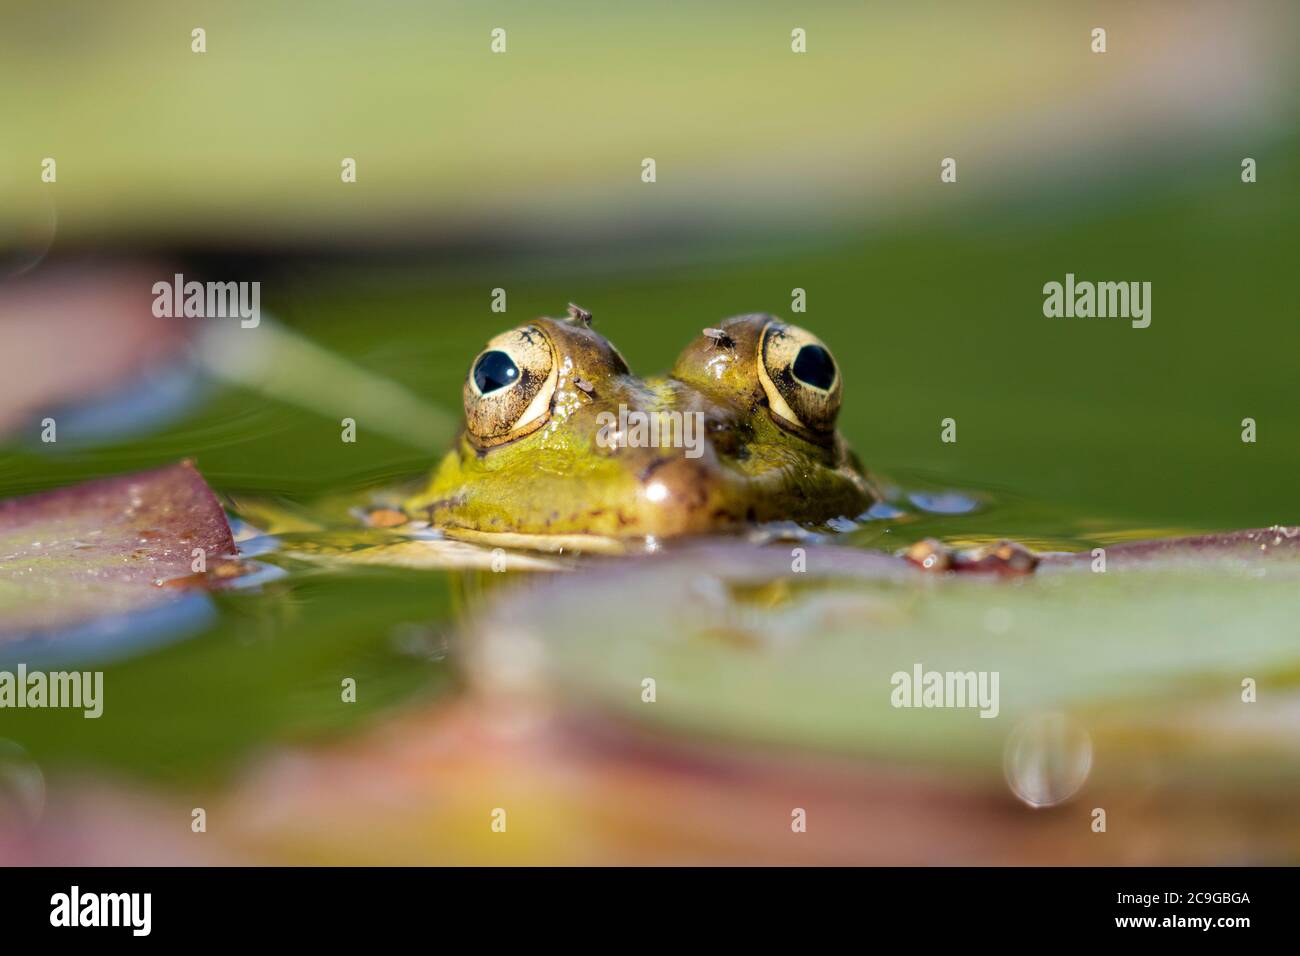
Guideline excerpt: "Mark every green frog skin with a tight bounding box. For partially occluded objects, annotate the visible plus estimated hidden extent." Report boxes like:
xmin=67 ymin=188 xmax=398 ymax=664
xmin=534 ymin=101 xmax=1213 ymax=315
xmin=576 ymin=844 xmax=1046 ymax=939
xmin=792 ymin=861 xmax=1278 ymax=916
xmin=406 ymin=310 xmax=877 ymax=549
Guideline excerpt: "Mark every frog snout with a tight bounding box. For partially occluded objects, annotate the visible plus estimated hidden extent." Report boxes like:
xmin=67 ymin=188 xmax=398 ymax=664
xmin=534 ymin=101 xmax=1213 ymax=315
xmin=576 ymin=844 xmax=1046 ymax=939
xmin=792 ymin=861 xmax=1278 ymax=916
xmin=631 ymin=448 xmax=746 ymax=535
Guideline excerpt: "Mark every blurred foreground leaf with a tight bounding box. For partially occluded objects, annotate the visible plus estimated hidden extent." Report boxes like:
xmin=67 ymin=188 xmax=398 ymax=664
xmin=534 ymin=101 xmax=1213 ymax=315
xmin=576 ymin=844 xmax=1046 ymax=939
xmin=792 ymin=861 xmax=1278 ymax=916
xmin=7 ymin=532 xmax=1300 ymax=864
xmin=467 ymin=535 xmax=1300 ymax=780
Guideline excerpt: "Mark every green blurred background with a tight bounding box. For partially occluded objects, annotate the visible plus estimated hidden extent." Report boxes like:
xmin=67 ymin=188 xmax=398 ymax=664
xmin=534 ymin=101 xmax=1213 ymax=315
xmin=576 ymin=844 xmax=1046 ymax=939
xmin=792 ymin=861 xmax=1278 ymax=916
xmin=3 ymin=0 xmax=1297 ymax=533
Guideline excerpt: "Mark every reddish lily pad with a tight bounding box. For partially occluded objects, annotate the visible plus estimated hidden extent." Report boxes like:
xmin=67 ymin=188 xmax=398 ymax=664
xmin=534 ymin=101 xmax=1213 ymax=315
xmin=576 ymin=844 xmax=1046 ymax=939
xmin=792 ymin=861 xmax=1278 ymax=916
xmin=0 ymin=264 xmax=195 ymax=439
xmin=0 ymin=461 xmax=236 ymax=643
xmin=1041 ymin=525 xmax=1300 ymax=568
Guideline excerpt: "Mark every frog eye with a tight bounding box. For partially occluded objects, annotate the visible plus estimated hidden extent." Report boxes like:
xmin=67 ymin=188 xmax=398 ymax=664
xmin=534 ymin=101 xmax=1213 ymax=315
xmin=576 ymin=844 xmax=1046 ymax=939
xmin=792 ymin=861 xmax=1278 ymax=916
xmin=757 ymin=321 xmax=842 ymax=435
xmin=463 ymin=326 xmax=557 ymax=445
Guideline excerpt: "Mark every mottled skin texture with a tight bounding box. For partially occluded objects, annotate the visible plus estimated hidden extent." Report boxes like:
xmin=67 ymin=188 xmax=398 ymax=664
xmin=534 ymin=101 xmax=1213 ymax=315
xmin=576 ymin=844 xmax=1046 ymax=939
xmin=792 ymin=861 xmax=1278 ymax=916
xmin=406 ymin=314 xmax=877 ymax=540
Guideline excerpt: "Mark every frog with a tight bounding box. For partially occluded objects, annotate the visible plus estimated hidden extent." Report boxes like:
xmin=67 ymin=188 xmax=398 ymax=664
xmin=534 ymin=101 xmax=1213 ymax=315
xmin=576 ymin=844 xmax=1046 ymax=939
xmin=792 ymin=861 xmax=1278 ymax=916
xmin=402 ymin=307 xmax=879 ymax=552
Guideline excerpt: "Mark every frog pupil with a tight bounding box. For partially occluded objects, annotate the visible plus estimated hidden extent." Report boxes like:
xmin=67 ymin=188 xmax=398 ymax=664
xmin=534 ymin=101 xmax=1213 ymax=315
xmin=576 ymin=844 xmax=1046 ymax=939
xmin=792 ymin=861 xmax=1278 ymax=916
xmin=473 ymin=350 xmax=520 ymax=394
xmin=792 ymin=344 xmax=835 ymax=390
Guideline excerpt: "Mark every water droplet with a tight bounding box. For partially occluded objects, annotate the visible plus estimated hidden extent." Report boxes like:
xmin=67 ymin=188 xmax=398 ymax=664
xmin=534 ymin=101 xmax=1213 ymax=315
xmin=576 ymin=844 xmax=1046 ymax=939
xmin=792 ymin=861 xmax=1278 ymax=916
xmin=1003 ymin=712 xmax=1092 ymax=808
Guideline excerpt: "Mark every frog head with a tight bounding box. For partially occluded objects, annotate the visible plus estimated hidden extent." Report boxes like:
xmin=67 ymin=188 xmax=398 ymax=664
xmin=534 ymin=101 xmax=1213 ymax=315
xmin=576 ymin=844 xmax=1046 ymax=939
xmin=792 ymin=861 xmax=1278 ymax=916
xmin=407 ymin=310 xmax=876 ymax=548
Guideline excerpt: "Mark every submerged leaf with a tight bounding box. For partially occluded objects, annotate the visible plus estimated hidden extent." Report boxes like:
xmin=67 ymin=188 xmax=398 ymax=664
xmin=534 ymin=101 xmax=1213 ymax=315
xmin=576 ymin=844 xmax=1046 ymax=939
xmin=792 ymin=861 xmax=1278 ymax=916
xmin=0 ymin=461 xmax=235 ymax=645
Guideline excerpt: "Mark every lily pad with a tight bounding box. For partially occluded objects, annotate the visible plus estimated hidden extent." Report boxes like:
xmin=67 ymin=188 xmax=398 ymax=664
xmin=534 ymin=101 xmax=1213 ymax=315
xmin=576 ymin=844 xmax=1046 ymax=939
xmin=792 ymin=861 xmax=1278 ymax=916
xmin=463 ymin=535 xmax=1300 ymax=781
xmin=0 ymin=264 xmax=196 ymax=440
xmin=0 ymin=461 xmax=236 ymax=656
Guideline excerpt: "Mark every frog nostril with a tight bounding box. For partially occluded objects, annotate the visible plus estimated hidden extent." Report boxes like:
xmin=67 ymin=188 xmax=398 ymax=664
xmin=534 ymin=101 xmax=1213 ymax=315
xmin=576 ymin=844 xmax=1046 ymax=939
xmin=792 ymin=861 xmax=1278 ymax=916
xmin=792 ymin=344 xmax=836 ymax=391
xmin=473 ymin=350 xmax=520 ymax=394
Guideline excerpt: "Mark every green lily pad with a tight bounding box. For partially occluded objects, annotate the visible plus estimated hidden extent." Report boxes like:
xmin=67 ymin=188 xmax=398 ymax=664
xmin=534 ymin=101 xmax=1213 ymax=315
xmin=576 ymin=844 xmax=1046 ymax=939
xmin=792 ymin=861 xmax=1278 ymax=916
xmin=463 ymin=534 xmax=1300 ymax=788
xmin=0 ymin=461 xmax=236 ymax=647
